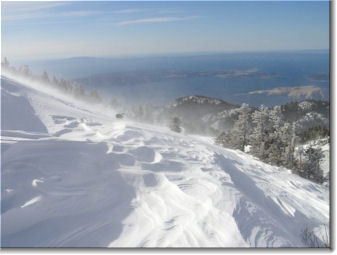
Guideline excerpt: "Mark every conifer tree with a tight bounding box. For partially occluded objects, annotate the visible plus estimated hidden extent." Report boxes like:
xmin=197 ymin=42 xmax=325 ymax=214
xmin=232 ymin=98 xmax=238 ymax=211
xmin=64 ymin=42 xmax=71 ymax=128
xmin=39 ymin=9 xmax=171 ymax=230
xmin=250 ymin=105 xmax=271 ymax=160
xmin=1 ymin=57 xmax=9 ymax=68
xmin=231 ymin=103 xmax=252 ymax=151
xmin=19 ymin=65 xmax=31 ymax=76
xmin=215 ymin=131 xmax=232 ymax=148
xmin=170 ymin=116 xmax=182 ymax=133
xmin=41 ymin=71 xmax=50 ymax=83
xmin=300 ymin=145 xmax=325 ymax=183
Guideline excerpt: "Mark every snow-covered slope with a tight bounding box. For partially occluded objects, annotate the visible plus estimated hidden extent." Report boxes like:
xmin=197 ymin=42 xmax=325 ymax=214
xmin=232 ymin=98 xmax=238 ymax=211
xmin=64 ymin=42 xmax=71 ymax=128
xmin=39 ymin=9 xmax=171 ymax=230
xmin=1 ymin=76 xmax=329 ymax=247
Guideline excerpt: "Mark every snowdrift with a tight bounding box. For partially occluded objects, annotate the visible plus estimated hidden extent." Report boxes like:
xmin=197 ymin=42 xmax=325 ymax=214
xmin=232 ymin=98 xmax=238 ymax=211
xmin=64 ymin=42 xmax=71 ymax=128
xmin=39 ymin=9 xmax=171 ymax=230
xmin=1 ymin=76 xmax=329 ymax=247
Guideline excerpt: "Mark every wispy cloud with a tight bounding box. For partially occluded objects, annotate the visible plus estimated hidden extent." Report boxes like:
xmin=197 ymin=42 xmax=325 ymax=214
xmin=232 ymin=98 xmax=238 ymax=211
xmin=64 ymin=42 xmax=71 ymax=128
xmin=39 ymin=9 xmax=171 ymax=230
xmin=3 ymin=2 xmax=69 ymax=13
xmin=113 ymin=16 xmax=200 ymax=26
xmin=2 ymin=2 xmax=71 ymax=21
xmin=3 ymin=2 xmax=189 ymax=27
xmin=247 ymin=86 xmax=324 ymax=99
xmin=4 ymin=10 xmax=103 ymax=21
xmin=113 ymin=9 xmax=146 ymax=14
xmin=2 ymin=4 xmax=145 ymax=21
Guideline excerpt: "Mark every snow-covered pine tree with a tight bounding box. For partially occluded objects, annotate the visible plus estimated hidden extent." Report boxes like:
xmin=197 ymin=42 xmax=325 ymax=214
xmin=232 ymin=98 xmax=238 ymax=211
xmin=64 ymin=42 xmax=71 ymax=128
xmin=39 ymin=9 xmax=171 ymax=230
xmin=19 ymin=65 xmax=31 ymax=77
xmin=58 ymin=78 xmax=68 ymax=92
xmin=215 ymin=131 xmax=232 ymax=148
xmin=170 ymin=116 xmax=182 ymax=133
xmin=250 ymin=105 xmax=271 ymax=160
xmin=270 ymin=106 xmax=283 ymax=131
xmin=300 ymin=145 xmax=325 ymax=183
xmin=1 ymin=57 xmax=9 ymax=68
xmin=52 ymin=76 xmax=60 ymax=86
xmin=231 ymin=103 xmax=252 ymax=151
xmin=296 ymin=144 xmax=305 ymax=175
xmin=89 ymin=90 xmax=102 ymax=103
xmin=267 ymin=106 xmax=288 ymax=166
xmin=284 ymin=122 xmax=298 ymax=169
xmin=259 ymin=106 xmax=298 ymax=168
xmin=41 ymin=71 xmax=50 ymax=84
xmin=73 ymin=84 xmax=85 ymax=99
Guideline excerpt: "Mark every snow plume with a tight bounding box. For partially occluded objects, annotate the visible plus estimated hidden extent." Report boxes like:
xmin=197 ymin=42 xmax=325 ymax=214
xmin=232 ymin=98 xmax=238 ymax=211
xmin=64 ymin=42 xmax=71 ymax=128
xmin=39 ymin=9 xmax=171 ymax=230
xmin=1 ymin=59 xmax=178 ymax=129
xmin=1 ymin=62 xmax=124 ymax=118
xmin=248 ymin=86 xmax=324 ymax=99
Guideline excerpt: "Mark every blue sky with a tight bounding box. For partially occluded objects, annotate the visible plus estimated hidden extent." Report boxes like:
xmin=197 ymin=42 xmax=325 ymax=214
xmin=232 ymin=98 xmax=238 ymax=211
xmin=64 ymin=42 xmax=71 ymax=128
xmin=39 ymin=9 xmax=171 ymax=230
xmin=2 ymin=1 xmax=329 ymax=60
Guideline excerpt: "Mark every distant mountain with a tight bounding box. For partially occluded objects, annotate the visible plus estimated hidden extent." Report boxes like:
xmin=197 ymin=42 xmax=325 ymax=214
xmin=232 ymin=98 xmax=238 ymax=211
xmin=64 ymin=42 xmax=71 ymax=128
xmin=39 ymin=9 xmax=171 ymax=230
xmin=76 ymin=68 xmax=278 ymax=89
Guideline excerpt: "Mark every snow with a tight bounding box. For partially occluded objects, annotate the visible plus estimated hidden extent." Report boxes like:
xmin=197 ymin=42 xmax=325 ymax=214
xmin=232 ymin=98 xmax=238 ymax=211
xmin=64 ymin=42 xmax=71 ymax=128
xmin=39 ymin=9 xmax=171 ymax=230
xmin=20 ymin=196 xmax=42 ymax=208
xmin=31 ymin=179 xmax=44 ymax=187
xmin=1 ymin=80 xmax=48 ymax=133
xmin=1 ymin=76 xmax=329 ymax=247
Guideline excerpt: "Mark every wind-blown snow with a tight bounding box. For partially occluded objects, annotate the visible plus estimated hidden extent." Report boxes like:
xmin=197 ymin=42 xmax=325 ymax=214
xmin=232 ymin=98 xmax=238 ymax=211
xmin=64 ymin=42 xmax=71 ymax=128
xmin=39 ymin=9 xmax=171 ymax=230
xmin=1 ymin=76 xmax=329 ymax=247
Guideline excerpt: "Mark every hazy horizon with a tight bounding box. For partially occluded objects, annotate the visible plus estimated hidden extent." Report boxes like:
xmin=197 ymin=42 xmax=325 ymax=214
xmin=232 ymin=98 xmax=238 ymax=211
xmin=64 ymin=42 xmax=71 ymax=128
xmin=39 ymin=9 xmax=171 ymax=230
xmin=2 ymin=1 xmax=330 ymax=107
xmin=5 ymin=48 xmax=330 ymax=63
xmin=2 ymin=1 xmax=329 ymax=61
xmin=9 ymin=50 xmax=327 ymax=107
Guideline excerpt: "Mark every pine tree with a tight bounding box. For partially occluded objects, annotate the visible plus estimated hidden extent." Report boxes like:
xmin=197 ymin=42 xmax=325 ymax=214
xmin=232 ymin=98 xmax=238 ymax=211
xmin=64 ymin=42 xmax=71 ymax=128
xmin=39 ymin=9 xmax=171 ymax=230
xmin=215 ymin=131 xmax=232 ymax=147
xmin=300 ymin=145 xmax=325 ymax=183
xmin=73 ymin=85 xmax=85 ymax=99
xmin=52 ymin=76 xmax=60 ymax=86
xmin=268 ymin=106 xmax=290 ymax=166
xmin=1 ymin=57 xmax=9 ymax=68
xmin=284 ymin=122 xmax=298 ymax=169
xmin=90 ymin=90 xmax=102 ymax=103
xmin=41 ymin=71 xmax=50 ymax=83
xmin=170 ymin=117 xmax=182 ymax=133
xmin=299 ymin=126 xmax=329 ymax=143
xmin=19 ymin=65 xmax=31 ymax=76
xmin=254 ymin=105 xmax=299 ymax=168
xmin=231 ymin=103 xmax=252 ymax=151
xmin=250 ymin=105 xmax=271 ymax=160
xmin=270 ymin=106 xmax=283 ymax=131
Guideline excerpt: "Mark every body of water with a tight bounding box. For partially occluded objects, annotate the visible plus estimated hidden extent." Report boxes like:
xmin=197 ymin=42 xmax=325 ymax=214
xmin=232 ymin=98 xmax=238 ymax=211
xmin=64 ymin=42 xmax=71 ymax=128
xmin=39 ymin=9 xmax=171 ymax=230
xmin=27 ymin=50 xmax=330 ymax=106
